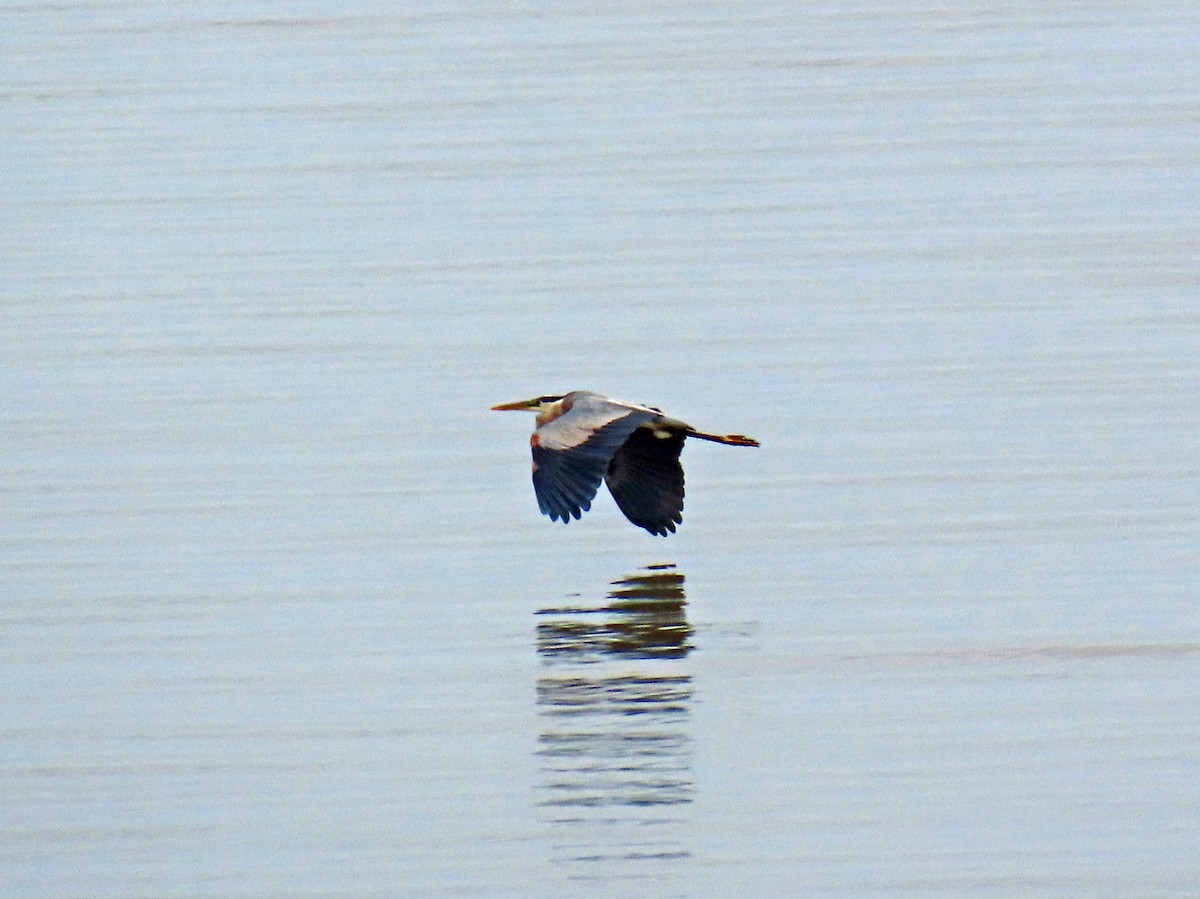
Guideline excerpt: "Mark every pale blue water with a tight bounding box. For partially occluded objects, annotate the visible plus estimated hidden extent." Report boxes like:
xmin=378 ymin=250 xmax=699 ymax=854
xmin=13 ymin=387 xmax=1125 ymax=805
xmin=3 ymin=1 xmax=1199 ymax=896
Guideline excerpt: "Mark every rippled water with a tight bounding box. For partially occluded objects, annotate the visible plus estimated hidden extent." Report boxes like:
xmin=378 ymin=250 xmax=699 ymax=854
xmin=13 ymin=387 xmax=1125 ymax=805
xmin=4 ymin=1 xmax=1199 ymax=896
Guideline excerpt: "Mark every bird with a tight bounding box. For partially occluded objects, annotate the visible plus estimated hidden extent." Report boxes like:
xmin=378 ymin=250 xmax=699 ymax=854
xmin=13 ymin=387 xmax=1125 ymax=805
xmin=491 ymin=391 xmax=759 ymax=536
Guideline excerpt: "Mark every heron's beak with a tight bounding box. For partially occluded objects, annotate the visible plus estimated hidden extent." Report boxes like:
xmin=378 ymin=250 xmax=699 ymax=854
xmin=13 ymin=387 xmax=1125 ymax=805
xmin=490 ymin=398 xmax=538 ymax=411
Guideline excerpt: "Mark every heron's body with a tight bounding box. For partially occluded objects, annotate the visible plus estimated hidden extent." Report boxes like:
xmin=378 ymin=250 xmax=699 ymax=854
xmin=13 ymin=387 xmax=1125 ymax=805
xmin=491 ymin=391 xmax=759 ymax=535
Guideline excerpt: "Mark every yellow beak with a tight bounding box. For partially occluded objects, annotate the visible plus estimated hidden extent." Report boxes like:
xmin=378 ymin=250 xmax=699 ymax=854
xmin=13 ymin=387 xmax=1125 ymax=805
xmin=490 ymin=398 xmax=538 ymax=411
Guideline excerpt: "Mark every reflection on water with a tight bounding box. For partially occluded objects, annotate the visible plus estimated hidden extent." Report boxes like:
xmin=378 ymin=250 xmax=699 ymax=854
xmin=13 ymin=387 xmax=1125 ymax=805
xmin=537 ymin=564 xmax=692 ymax=661
xmin=536 ymin=565 xmax=693 ymax=867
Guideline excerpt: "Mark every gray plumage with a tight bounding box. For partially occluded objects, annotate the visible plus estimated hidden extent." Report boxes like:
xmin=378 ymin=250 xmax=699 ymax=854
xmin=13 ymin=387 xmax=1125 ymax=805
xmin=493 ymin=390 xmax=759 ymax=536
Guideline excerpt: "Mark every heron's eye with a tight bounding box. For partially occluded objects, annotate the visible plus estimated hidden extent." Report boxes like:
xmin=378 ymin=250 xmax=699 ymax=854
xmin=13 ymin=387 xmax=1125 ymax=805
xmin=537 ymin=395 xmax=562 ymax=404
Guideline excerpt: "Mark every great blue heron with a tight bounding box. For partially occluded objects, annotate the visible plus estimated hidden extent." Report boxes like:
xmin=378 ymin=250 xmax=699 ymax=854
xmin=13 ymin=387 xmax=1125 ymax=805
xmin=491 ymin=390 xmax=759 ymax=535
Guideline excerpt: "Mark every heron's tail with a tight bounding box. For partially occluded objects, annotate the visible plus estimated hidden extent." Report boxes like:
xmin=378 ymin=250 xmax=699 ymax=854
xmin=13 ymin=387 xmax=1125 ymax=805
xmin=686 ymin=429 xmax=760 ymax=447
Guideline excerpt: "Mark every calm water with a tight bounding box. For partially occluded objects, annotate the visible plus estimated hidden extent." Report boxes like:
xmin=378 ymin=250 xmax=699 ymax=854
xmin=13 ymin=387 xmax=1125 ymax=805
xmin=4 ymin=1 xmax=1199 ymax=896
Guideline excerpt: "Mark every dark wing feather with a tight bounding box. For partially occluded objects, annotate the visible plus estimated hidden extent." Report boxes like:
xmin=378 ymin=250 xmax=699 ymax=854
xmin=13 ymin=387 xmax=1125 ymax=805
xmin=532 ymin=412 xmax=655 ymax=523
xmin=604 ymin=426 xmax=686 ymax=536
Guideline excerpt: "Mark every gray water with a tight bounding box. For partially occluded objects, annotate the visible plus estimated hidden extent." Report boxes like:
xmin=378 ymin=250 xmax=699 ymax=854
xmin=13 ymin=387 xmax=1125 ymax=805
xmin=4 ymin=2 xmax=1199 ymax=896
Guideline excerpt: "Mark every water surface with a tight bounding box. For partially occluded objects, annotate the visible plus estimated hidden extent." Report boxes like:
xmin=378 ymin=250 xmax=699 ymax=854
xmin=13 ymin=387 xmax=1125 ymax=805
xmin=4 ymin=1 xmax=1199 ymax=896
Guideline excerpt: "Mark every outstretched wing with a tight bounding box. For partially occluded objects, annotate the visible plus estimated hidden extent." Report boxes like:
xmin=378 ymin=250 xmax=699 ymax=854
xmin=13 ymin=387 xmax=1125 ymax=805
xmin=604 ymin=426 xmax=686 ymax=536
xmin=532 ymin=395 xmax=657 ymax=523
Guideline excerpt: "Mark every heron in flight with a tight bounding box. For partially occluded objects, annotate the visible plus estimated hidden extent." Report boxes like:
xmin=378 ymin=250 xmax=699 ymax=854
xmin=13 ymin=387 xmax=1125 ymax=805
xmin=491 ymin=391 xmax=759 ymax=535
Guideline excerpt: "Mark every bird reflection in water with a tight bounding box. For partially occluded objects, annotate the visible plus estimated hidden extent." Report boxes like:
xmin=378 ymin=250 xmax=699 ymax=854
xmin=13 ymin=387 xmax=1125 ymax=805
xmin=536 ymin=564 xmax=693 ymax=868
xmin=537 ymin=564 xmax=692 ymax=661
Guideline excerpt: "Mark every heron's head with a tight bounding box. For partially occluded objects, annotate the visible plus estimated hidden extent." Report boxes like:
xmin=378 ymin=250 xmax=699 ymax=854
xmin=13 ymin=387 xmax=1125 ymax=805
xmin=490 ymin=395 xmax=564 ymax=413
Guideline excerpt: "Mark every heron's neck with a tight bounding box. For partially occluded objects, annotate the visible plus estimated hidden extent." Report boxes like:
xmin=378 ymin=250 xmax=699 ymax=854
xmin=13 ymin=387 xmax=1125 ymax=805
xmin=535 ymin=397 xmax=570 ymax=427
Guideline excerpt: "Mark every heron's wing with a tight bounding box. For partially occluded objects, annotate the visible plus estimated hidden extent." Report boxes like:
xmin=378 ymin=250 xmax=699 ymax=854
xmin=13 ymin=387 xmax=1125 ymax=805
xmin=604 ymin=426 xmax=686 ymax=536
xmin=532 ymin=402 xmax=657 ymax=523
